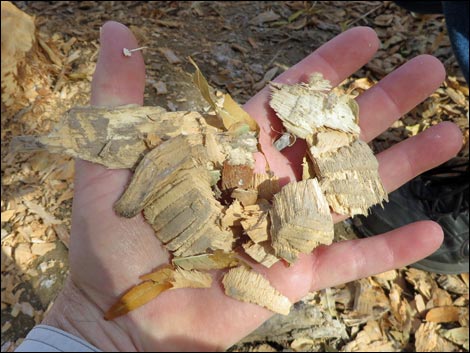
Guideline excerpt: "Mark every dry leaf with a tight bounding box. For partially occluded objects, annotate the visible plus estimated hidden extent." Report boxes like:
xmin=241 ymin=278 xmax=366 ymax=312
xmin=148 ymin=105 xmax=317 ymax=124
xmin=104 ymin=281 xmax=172 ymax=320
xmin=189 ymin=57 xmax=258 ymax=132
xmin=426 ymin=306 xmax=467 ymax=324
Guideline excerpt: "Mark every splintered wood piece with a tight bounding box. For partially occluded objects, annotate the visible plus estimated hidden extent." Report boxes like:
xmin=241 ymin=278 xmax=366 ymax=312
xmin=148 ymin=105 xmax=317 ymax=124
xmin=172 ymin=250 xmax=240 ymax=271
xmin=242 ymin=241 xmax=279 ymax=268
xmin=240 ymin=201 xmax=271 ymax=243
xmin=170 ymin=268 xmax=212 ymax=289
xmin=269 ymin=73 xmax=387 ymax=216
xmin=11 ymin=106 xmax=213 ymax=169
xmin=231 ymin=188 xmax=258 ymax=206
xmin=104 ymin=281 xmax=172 ymax=320
xmin=251 ymin=173 xmax=281 ymax=201
xmin=415 ymin=322 xmax=459 ymax=352
xmin=312 ymin=139 xmax=388 ymax=216
xmin=221 ymin=200 xmax=244 ymax=229
xmin=222 ymin=266 xmax=292 ymax=315
xmin=270 ymin=179 xmax=333 ymax=263
xmin=114 ymin=135 xmax=207 ymax=217
xmin=307 ymin=129 xmax=356 ymax=157
xmin=269 ymin=73 xmax=360 ymax=139
xmin=143 ymin=165 xmax=233 ymax=257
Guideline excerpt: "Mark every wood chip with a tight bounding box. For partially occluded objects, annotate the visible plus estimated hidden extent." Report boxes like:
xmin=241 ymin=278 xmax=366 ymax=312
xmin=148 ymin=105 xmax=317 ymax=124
xmin=172 ymin=250 xmax=240 ymax=271
xmin=31 ymin=242 xmax=56 ymax=256
xmin=170 ymin=268 xmax=212 ymax=289
xmin=240 ymin=202 xmax=270 ymax=244
xmin=270 ymin=74 xmax=360 ymax=139
xmin=415 ymin=322 xmax=459 ymax=352
xmin=242 ymin=241 xmax=279 ymax=268
xmin=22 ymin=199 xmax=60 ymax=225
xmin=269 ymin=73 xmax=387 ymax=216
xmin=270 ymin=179 xmax=333 ymax=263
xmin=313 ymin=139 xmax=388 ymax=216
xmin=158 ymin=47 xmax=182 ymax=64
xmin=143 ymin=166 xmax=233 ymax=257
xmin=1 ymin=210 xmax=16 ymax=223
xmin=231 ymin=188 xmax=258 ymax=206
xmin=222 ymin=266 xmax=292 ymax=315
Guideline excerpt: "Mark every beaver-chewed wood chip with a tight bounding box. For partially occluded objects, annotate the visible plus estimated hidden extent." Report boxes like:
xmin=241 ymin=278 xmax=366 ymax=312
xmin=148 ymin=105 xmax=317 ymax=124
xmin=11 ymin=105 xmax=210 ymax=169
xmin=222 ymin=266 xmax=291 ymax=315
xmin=269 ymin=73 xmax=360 ymax=139
xmin=242 ymin=241 xmax=279 ymax=268
xmin=114 ymin=135 xmax=208 ymax=218
xmin=240 ymin=201 xmax=271 ymax=244
xmin=170 ymin=268 xmax=213 ymax=289
xmin=143 ymin=166 xmax=234 ymax=257
xmin=172 ymin=250 xmax=240 ymax=271
xmin=269 ymin=73 xmax=387 ymax=217
xmin=312 ymin=139 xmax=388 ymax=216
xmin=231 ymin=188 xmax=258 ymax=206
xmin=270 ymin=179 xmax=333 ymax=263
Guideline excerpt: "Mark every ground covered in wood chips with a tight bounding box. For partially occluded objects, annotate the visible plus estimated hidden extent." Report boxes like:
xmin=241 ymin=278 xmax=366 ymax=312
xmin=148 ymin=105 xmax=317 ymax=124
xmin=1 ymin=1 xmax=468 ymax=351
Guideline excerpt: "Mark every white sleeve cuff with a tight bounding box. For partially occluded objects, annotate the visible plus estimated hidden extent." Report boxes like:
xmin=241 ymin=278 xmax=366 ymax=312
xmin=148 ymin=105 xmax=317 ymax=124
xmin=15 ymin=325 xmax=101 ymax=352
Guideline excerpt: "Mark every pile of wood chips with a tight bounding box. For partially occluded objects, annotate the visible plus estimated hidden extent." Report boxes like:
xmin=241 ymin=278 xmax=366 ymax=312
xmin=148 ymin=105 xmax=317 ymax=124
xmin=1 ymin=1 xmax=468 ymax=351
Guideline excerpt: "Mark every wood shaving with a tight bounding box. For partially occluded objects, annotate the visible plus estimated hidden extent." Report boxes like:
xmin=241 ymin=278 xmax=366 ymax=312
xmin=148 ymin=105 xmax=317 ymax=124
xmin=222 ymin=266 xmax=291 ymax=315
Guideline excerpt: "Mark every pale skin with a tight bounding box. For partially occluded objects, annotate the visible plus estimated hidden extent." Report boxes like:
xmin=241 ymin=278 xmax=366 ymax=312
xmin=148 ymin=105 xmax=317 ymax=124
xmin=42 ymin=21 xmax=463 ymax=351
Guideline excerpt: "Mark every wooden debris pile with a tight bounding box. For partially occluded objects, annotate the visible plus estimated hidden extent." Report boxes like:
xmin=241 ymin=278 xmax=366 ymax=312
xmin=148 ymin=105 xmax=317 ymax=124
xmin=232 ymin=270 xmax=469 ymax=352
xmin=12 ymin=60 xmax=388 ymax=319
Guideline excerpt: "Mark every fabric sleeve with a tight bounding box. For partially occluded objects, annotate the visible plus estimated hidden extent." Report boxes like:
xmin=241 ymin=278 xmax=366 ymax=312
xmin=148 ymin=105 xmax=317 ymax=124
xmin=15 ymin=325 xmax=101 ymax=352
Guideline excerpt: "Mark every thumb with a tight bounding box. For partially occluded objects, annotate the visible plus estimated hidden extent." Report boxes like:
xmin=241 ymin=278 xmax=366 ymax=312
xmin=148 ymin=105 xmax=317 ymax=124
xmin=74 ymin=21 xmax=145 ymax=191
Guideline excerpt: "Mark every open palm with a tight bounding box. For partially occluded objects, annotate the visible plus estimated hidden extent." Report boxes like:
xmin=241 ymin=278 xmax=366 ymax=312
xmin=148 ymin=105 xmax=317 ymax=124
xmin=43 ymin=22 xmax=462 ymax=352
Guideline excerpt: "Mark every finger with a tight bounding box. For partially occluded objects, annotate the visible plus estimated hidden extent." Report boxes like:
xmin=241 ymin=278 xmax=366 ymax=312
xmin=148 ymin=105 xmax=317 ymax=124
xmin=331 ymin=121 xmax=463 ymax=223
xmin=74 ymin=21 xmax=145 ymax=193
xmin=308 ymin=221 xmax=444 ymax=291
xmin=357 ymin=55 xmax=446 ymax=142
xmin=376 ymin=121 xmax=463 ymax=193
xmin=244 ymin=26 xmax=380 ymax=182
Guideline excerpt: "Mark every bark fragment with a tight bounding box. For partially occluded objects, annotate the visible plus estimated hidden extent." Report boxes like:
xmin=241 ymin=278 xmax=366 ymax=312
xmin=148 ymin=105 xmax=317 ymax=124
xmin=11 ymin=105 xmax=209 ymax=169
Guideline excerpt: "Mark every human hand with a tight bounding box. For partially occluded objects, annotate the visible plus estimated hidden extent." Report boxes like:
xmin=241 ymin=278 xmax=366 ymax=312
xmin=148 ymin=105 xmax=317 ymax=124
xmin=42 ymin=21 xmax=462 ymax=351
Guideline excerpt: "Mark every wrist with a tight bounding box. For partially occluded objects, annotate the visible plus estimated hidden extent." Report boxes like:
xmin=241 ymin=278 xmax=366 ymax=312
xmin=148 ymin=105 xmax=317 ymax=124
xmin=42 ymin=278 xmax=138 ymax=352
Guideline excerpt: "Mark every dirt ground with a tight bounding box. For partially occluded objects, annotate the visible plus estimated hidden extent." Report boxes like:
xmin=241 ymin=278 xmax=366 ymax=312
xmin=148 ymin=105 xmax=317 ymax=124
xmin=1 ymin=1 xmax=468 ymax=351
